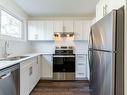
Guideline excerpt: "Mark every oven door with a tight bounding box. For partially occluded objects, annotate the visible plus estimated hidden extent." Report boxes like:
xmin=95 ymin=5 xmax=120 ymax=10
xmin=53 ymin=55 xmax=75 ymax=80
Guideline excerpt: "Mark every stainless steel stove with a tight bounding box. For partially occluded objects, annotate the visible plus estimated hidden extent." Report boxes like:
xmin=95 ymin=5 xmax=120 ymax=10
xmin=53 ymin=46 xmax=75 ymax=80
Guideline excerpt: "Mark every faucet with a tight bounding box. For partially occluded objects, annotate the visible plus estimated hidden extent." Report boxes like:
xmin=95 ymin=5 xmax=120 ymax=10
xmin=3 ymin=41 xmax=10 ymax=58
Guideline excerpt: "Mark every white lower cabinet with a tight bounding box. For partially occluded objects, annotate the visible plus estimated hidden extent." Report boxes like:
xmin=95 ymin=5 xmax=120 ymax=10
xmin=76 ymin=54 xmax=89 ymax=80
xmin=41 ymin=54 xmax=53 ymax=79
xmin=37 ymin=55 xmax=42 ymax=82
xmin=20 ymin=56 xmax=41 ymax=95
xmin=20 ymin=63 xmax=30 ymax=95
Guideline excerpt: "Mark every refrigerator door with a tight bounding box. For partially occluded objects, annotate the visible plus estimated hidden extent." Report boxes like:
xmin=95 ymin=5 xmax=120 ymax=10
xmin=88 ymin=30 xmax=93 ymax=49
xmin=90 ymin=50 xmax=115 ymax=95
xmin=88 ymin=50 xmax=93 ymax=90
xmin=91 ymin=11 xmax=116 ymax=51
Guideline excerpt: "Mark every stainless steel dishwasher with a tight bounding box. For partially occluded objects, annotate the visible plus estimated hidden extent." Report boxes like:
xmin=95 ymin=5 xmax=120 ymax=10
xmin=0 ymin=64 xmax=20 ymax=95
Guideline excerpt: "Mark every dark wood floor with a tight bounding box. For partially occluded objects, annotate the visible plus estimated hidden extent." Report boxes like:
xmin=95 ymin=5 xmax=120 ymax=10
xmin=31 ymin=80 xmax=91 ymax=95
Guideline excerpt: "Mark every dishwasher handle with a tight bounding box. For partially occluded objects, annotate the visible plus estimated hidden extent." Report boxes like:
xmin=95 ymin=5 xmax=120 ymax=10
xmin=0 ymin=72 xmax=11 ymax=80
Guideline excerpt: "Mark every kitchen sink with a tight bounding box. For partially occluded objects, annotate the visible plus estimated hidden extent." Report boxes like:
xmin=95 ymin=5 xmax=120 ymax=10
xmin=0 ymin=56 xmax=29 ymax=61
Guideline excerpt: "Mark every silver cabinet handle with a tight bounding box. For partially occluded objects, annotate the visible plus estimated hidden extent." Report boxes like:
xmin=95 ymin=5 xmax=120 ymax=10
xmin=29 ymin=67 xmax=32 ymax=76
xmin=0 ymin=72 xmax=11 ymax=80
xmin=34 ymin=34 xmax=38 ymax=40
xmin=103 ymin=6 xmax=105 ymax=16
xmin=78 ymin=73 xmax=84 ymax=75
xmin=78 ymin=63 xmax=85 ymax=65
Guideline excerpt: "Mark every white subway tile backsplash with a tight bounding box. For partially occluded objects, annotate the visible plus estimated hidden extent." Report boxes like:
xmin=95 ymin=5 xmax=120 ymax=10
xmin=0 ymin=40 xmax=31 ymax=58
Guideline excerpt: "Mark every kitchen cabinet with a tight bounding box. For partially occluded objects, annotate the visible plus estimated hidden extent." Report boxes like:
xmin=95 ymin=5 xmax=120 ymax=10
xmin=37 ymin=55 xmax=42 ymax=81
xmin=53 ymin=20 xmax=63 ymax=32
xmin=76 ymin=54 xmax=89 ymax=80
xmin=105 ymin=0 xmax=125 ymax=13
xmin=20 ymin=63 xmax=30 ymax=95
xmin=74 ymin=20 xmax=91 ymax=41
xmin=20 ymin=56 xmax=41 ymax=95
xmin=28 ymin=61 xmax=35 ymax=93
xmin=28 ymin=21 xmax=45 ymax=40
xmin=28 ymin=21 xmax=54 ymax=41
xmin=96 ymin=0 xmax=105 ymax=21
xmin=28 ymin=19 xmax=91 ymax=41
xmin=44 ymin=21 xmax=54 ymax=40
xmin=82 ymin=20 xmax=91 ymax=41
xmin=41 ymin=54 xmax=53 ymax=79
xmin=53 ymin=20 xmax=73 ymax=32
xmin=96 ymin=0 xmax=125 ymax=21
xmin=63 ymin=20 xmax=73 ymax=32
xmin=74 ymin=20 xmax=83 ymax=40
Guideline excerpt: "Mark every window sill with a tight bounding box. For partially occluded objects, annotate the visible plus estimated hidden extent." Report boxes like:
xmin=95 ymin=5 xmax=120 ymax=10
xmin=0 ymin=35 xmax=26 ymax=42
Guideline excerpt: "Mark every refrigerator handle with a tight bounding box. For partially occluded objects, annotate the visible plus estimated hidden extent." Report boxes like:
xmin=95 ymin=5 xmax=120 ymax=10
xmin=88 ymin=28 xmax=93 ymax=49
xmin=88 ymin=50 xmax=92 ymax=73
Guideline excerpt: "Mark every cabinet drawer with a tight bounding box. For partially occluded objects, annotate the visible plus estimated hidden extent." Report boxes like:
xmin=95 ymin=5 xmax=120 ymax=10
xmin=77 ymin=63 xmax=86 ymax=65
xmin=76 ymin=65 xmax=86 ymax=72
xmin=76 ymin=55 xmax=86 ymax=59
xmin=20 ymin=57 xmax=38 ymax=68
xmin=76 ymin=73 xmax=85 ymax=76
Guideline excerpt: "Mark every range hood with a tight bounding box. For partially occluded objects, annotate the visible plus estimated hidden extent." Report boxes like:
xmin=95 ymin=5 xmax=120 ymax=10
xmin=54 ymin=32 xmax=74 ymax=37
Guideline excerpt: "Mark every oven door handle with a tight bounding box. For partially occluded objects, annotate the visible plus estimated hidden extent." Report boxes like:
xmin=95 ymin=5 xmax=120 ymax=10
xmin=53 ymin=56 xmax=75 ymax=58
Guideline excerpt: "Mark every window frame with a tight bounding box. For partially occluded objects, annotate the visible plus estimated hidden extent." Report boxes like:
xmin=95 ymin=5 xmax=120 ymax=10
xmin=0 ymin=7 xmax=25 ymax=41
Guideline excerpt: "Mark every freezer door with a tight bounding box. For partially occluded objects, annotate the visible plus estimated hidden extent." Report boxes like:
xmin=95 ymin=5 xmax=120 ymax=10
xmin=91 ymin=11 xmax=116 ymax=51
xmin=90 ymin=50 xmax=115 ymax=95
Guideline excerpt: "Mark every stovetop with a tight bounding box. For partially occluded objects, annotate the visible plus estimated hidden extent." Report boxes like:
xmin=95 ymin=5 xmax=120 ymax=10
xmin=54 ymin=46 xmax=74 ymax=55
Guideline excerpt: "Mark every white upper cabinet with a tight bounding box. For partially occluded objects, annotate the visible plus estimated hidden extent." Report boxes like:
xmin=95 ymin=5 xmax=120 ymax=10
xmin=74 ymin=20 xmax=83 ymax=40
xmin=53 ymin=20 xmax=74 ymax=32
xmin=53 ymin=20 xmax=63 ymax=32
xmin=105 ymin=0 xmax=125 ymax=13
xmin=44 ymin=21 xmax=54 ymax=40
xmin=28 ymin=19 xmax=91 ymax=41
xmin=63 ymin=20 xmax=73 ymax=32
xmin=74 ymin=20 xmax=91 ymax=41
xmin=96 ymin=0 xmax=105 ymax=21
xmin=28 ymin=21 xmax=45 ymax=40
xmin=82 ymin=20 xmax=91 ymax=41
xmin=96 ymin=0 xmax=125 ymax=21
xmin=28 ymin=20 xmax=54 ymax=41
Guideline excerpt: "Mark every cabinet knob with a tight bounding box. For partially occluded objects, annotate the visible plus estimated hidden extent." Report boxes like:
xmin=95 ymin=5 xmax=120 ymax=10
xmin=35 ymin=34 xmax=38 ymax=40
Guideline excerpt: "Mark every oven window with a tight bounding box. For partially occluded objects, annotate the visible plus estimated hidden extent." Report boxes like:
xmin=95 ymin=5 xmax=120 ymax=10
xmin=53 ymin=57 xmax=75 ymax=72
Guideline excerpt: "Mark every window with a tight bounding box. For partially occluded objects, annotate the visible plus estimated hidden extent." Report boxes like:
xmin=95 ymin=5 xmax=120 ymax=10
xmin=1 ymin=10 xmax=22 ymax=39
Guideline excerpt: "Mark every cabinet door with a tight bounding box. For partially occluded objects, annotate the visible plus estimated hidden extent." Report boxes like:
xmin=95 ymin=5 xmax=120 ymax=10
xmin=37 ymin=55 xmax=42 ymax=81
xmin=54 ymin=20 xmax=63 ymax=32
xmin=74 ymin=20 xmax=83 ymax=40
xmin=82 ymin=20 xmax=91 ymax=41
xmin=20 ymin=64 xmax=30 ymax=95
xmin=28 ymin=21 xmax=45 ymax=40
xmin=45 ymin=21 xmax=54 ymax=40
xmin=96 ymin=0 xmax=105 ymax=21
xmin=28 ymin=63 xmax=35 ymax=92
xmin=106 ymin=0 xmax=125 ymax=14
xmin=76 ymin=54 xmax=88 ymax=79
xmin=63 ymin=20 xmax=73 ymax=32
xmin=41 ymin=55 xmax=53 ymax=79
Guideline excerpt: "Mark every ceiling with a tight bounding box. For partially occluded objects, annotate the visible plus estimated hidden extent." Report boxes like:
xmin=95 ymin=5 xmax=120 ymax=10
xmin=14 ymin=0 xmax=98 ymax=17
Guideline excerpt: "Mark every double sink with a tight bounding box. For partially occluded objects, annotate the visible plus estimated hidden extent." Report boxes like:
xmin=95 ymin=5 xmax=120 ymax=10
xmin=0 ymin=56 xmax=29 ymax=61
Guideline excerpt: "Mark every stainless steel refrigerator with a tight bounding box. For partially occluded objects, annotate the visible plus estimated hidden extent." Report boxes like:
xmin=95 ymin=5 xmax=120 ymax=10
xmin=88 ymin=7 xmax=124 ymax=95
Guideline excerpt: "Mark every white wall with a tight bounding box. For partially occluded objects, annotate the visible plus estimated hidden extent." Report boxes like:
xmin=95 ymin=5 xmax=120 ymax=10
xmin=0 ymin=0 xmax=31 ymax=58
